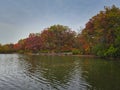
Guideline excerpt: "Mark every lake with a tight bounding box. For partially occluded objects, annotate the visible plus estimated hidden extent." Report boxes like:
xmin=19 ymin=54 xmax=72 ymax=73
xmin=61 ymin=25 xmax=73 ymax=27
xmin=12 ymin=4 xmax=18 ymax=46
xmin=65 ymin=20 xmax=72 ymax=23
xmin=0 ymin=54 xmax=120 ymax=90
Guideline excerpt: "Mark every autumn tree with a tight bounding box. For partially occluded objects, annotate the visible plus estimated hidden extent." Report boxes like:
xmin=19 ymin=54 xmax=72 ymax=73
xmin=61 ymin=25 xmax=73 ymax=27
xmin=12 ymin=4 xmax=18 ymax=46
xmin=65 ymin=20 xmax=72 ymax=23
xmin=0 ymin=44 xmax=15 ymax=53
xmin=14 ymin=39 xmax=26 ymax=53
xmin=81 ymin=5 xmax=120 ymax=57
xmin=25 ymin=33 xmax=43 ymax=52
xmin=14 ymin=25 xmax=76 ymax=53
xmin=41 ymin=25 xmax=76 ymax=52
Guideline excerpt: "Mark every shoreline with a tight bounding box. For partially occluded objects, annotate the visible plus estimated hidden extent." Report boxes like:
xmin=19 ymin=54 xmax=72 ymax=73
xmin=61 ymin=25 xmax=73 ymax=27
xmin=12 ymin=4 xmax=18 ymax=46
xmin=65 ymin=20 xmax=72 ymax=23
xmin=1 ymin=53 xmax=120 ymax=59
xmin=0 ymin=52 xmax=98 ymax=58
xmin=25 ymin=52 xmax=98 ymax=58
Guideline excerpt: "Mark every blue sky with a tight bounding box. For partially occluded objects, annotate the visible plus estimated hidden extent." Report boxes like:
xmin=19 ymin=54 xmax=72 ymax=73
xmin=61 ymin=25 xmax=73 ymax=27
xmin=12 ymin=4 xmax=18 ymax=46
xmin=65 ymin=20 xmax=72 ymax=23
xmin=0 ymin=0 xmax=120 ymax=44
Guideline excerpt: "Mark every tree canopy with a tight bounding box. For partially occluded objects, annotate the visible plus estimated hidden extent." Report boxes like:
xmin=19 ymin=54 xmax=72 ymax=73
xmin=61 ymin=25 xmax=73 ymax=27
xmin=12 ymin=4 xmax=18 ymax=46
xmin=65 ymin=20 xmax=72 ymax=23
xmin=13 ymin=25 xmax=76 ymax=53
xmin=0 ymin=5 xmax=120 ymax=58
xmin=79 ymin=5 xmax=120 ymax=57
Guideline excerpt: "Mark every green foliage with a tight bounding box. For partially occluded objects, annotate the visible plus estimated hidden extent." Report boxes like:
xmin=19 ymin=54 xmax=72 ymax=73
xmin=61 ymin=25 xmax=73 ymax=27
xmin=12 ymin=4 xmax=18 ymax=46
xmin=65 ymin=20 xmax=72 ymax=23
xmin=72 ymin=49 xmax=80 ymax=55
xmin=93 ymin=44 xmax=118 ymax=57
xmin=39 ymin=50 xmax=50 ymax=53
xmin=18 ymin=50 xmax=24 ymax=54
xmin=92 ymin=44 xmax=106 ymax=57
xmin=104 ymin=45 xmax=118 ymax=57
xmin=0 ymin=44 xmax=15 ymax=53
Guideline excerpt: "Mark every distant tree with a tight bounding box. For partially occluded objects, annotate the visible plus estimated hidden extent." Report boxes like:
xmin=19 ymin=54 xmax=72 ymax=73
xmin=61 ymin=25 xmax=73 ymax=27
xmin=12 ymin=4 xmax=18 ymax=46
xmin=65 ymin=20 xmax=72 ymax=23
xmin=0 ymin=44 xmax=15 ymax=53
xmin=41 ymin=25 xmax=76 ymax=52
xmin=14 ymin=39 xmax=26 ymax=53
xmin=25 ymin=33 xmax=43 ymax=52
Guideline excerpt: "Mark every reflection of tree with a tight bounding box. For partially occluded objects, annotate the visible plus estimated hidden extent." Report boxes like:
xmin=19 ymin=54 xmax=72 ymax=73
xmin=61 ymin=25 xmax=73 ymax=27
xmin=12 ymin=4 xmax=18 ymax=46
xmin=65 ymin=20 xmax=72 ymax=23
xmin=80 ymin=58 xmax=120 ymax=90
xmin=40 ymin=57 xmax=75 ymax=89
xmin=16 ymin=55 xmax=120 ymax=90
xmin=21 ymin=55 xmax=76 ymax=89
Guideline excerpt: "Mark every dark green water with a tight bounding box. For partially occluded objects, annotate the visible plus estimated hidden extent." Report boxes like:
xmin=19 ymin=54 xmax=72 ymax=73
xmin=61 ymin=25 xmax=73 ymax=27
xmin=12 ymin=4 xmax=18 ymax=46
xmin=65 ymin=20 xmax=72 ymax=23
xmin=0 ymin=54 xmax=120 ymax=90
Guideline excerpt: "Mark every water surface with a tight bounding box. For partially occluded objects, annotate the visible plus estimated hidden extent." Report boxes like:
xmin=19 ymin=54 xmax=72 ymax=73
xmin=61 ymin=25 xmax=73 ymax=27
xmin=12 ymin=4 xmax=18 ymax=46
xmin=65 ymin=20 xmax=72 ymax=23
xmin=0 ymin=54 xmax=120 ymax=90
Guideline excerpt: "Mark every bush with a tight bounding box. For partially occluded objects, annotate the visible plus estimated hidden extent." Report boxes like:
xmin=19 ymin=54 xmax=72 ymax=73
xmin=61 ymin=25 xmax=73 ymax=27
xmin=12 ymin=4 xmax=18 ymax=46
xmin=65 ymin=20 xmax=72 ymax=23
xmin=104 ymin=45 xmax=118 ymax=57
xmin=72 ymin=49 xmax=80 ymax=55
xmin=92 ymin=44 xmax=107 ymax=57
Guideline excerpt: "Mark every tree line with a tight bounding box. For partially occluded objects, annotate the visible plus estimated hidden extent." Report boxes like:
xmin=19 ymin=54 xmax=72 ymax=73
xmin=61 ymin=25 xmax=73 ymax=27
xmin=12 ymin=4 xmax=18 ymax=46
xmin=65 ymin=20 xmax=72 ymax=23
xmin=0 ymin=5 xmax=120 ymax=58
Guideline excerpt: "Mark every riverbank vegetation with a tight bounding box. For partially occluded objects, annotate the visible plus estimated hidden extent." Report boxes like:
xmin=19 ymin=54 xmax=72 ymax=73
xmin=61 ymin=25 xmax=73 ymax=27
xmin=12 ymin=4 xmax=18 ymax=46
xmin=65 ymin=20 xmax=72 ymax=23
xmin=0 ymin=5 xmax=120 ymax=58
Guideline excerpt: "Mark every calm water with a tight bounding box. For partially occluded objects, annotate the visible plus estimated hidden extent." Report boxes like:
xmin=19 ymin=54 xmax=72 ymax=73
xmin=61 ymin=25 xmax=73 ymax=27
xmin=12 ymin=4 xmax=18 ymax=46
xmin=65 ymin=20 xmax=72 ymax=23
xmin=0 ymin=54 xmax=120 ymax=90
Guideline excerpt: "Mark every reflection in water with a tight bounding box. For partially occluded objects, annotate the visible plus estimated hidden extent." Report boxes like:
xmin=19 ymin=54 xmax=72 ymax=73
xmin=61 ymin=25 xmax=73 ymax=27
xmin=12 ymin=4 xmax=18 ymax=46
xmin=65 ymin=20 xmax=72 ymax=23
xmin=22 ymin=55 xmax=90 ymax=90
xmin=81 ymin=58 xmax=120 ymax=90
xmin=0 ymin=54 xmax=120 ymax=90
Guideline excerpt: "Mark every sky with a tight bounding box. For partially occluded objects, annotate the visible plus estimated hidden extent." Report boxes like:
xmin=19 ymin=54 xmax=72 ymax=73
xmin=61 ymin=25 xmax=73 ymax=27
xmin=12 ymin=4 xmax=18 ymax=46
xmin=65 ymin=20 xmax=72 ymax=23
xmin=0 ymin=0 xmax=120 ymax=44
